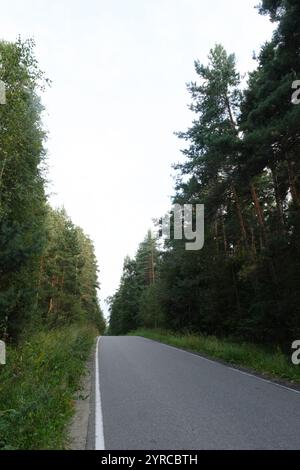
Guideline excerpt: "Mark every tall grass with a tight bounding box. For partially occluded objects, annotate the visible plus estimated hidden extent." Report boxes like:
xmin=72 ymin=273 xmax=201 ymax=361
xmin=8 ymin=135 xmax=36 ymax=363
xmin=0 ymin=325 xmax=96 ymax=450
xmin=130 ymin=329 xmax=300 ymax=385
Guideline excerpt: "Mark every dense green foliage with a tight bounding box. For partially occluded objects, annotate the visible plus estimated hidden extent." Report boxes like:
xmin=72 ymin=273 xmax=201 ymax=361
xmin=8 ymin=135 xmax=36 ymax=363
xmin=35 ymin=206 xmax=105 ymax=333
xmin=109 ymin=1 xmax=300 ymax=348
xmin=0 ymin=38 xmax=104 ymax=449
xmin=0 ymin=39 xmax=105 ymax=340
xmin=108 ymin=231 xmax=160 ymax=335
xmin=0 ymin=325 xmax=96 ymax=449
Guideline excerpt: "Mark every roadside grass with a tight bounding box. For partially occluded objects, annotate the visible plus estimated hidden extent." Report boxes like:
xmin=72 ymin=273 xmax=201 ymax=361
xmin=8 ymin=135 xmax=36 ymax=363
xmin=129 ymin=329 xmax=300 ymax=385
xmin=0 ymin=325 xmax=96 ymax=450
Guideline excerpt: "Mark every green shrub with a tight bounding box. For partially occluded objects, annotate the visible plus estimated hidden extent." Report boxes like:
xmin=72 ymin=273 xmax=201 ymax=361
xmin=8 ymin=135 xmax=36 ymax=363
xmin=0 ymin=325 xmax=96 ymax=450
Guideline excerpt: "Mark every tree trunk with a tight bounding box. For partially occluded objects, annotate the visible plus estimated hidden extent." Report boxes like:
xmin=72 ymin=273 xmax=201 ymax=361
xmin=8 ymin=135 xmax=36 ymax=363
xmin=48 ymin=297 xmax=53 ymax=314
xmin=250 ymin=227 xmax=257 ymax=257
xmin=221 ymin=211 xmax=227 ymax=253
xmin=225 ymin=95 xmax=236 ymax=132
xmin=250 ymin=183 xmax=278 ymax=283
xmin=270 ymin=165 xmax=285 ymax=231
xmin=250 ymin=182 xmax=267 ymax=244
xmin=287 ymin=159 xmax=300 ymax=208
xmin=48 ymin=276 xmax=57 ymax=314
xmin=232 ymin=184 xmax=249 ymax=248
xmin=214 ymin=219 xmax=219 ymax=253
xmin=231 ymin=264 xmax=241 ymax=317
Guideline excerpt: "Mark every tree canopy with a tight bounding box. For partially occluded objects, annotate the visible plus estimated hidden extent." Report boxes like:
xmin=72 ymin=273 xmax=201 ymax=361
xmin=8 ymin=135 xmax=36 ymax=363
xmin=108 ymin=3 xmax=300 ymax=347
xmin=0 ymin=39 xmax=105 ymax=340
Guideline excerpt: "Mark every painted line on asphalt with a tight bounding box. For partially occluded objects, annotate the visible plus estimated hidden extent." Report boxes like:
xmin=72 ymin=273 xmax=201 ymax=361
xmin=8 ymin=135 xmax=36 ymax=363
xmin=138 ymin=336 xmax=300 ymax=395
xmin=95 ymin=336 xmax=105 ymax=450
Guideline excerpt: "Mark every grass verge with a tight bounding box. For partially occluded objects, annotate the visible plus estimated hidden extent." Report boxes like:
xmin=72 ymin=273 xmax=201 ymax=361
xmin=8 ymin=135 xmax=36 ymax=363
xmin=129 ymin=329 xmax=300 ymax=385
xmin=0 ymin=325 xmax=96 ymax=450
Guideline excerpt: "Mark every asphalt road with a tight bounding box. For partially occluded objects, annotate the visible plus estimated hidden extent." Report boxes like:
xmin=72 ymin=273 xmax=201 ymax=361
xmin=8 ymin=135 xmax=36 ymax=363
xmin=92 ymin=336 xmax=300 ymax=450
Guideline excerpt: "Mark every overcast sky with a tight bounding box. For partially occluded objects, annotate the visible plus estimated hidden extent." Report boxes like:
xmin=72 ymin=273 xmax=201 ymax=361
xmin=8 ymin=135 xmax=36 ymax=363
xmin=0 ymin=0 xmax=274 ymax=316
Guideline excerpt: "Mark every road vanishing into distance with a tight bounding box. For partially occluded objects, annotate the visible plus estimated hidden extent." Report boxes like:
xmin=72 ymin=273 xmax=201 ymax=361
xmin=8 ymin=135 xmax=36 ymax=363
xmin=88 ymin=336 xmax=300 ymax=450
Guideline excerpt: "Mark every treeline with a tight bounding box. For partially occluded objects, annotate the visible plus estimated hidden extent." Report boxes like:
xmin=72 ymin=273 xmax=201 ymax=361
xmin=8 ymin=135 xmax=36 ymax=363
xmin=108 ymin=0 xmax=300 ymax=347
xmin=0 ymin=39 xmax=105 ymax=340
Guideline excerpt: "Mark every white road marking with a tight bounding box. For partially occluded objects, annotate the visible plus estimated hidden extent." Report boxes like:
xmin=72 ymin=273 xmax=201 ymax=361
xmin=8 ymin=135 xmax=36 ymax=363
xmin=138 ymin=336 xmax=300 ymax=395
xmin=95 ymin=336 xmax=105 ymax=450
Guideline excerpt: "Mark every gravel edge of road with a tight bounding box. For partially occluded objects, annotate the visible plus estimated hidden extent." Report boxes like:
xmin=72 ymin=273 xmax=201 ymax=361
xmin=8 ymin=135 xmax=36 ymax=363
xmin=66 ymin=339 xmax=96 ymax=450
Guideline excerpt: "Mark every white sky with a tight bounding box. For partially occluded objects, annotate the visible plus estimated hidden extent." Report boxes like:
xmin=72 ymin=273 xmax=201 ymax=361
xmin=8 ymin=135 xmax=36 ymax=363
xmin=0 ymin=0 xmax=274 ymax=316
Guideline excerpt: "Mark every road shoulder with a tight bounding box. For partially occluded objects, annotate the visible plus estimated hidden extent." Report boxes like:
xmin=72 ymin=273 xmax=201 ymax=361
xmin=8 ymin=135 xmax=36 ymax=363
xmin=66 ymin=340 xmax=96 ymax=450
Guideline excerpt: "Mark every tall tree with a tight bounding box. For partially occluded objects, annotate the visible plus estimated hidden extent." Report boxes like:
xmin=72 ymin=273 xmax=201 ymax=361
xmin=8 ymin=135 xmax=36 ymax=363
xmin=0 ymin=39 xmax=48 ymax=338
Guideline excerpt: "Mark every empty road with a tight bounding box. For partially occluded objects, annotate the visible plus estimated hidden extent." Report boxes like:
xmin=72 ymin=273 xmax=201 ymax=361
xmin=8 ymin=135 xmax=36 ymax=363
xmin=90 ymin=336 xmax=300 ymax=450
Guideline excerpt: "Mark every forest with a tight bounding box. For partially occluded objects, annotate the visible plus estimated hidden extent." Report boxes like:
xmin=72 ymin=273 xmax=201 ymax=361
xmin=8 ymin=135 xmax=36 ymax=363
xmin=0 ymin=38 xmax=105 ymax=450
xmin=0 ymin=38 xmax=105 ymax=342
xmin=108 ymin=0 xmax=300 ymax=348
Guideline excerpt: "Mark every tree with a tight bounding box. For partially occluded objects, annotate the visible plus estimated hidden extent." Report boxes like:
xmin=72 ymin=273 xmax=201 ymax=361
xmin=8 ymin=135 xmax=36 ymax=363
xmin=0 ymin=39 xmax=48 ymax=338
xmin=0 ymin=39 xmax=105 ymax=338
xmin=36 ymin=207 xmax=105 ymax=330
xmin=108 ymin=232 xmax=160 ymax=334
